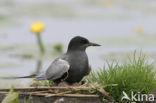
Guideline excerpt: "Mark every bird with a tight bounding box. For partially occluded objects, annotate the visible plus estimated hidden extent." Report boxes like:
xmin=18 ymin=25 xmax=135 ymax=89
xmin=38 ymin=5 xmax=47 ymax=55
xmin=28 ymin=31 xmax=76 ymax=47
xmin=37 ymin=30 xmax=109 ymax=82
xmin=1 ymin=36 xmax=101 ymax=85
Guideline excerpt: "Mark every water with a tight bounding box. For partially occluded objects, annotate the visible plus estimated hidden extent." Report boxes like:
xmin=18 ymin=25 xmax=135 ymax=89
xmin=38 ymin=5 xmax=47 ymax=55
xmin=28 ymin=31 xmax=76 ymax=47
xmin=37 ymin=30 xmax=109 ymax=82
xmin=0 ymin=0 xmax=156 ymax=88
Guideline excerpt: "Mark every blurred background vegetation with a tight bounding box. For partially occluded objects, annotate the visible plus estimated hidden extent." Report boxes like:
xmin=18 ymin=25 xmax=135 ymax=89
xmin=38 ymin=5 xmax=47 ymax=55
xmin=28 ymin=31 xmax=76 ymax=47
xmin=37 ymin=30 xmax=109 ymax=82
xmin=0 ymin=0 xmax=156 ymax=88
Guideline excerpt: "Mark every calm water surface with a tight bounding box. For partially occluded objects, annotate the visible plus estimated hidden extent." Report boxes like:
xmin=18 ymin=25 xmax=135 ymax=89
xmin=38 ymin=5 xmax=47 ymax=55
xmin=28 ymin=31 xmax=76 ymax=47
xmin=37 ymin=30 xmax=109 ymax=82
xmin=0 ymin=0 xmax=156 ymax=87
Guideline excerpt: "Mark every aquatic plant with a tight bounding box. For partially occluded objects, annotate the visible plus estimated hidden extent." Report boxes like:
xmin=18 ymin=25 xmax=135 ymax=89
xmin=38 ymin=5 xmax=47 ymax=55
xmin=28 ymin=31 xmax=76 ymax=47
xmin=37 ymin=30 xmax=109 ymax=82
xmin=30 ymin=22 xmax=45 ymax=54
xmin=53 ymin=43 xmax=63 ymax=54
xmin=2 ymin=86 xmax=19 ymax=103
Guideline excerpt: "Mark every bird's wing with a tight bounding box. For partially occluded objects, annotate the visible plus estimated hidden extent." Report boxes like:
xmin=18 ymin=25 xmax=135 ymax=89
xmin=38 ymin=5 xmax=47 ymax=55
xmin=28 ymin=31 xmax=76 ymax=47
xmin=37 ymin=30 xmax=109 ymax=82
xmin=45 ymin=58 xmax=70 ymax=80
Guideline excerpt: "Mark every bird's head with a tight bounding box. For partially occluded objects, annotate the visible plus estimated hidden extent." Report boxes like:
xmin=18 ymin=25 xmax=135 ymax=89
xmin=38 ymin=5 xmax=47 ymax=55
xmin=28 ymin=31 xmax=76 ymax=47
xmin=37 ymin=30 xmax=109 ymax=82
xmin=67 ymin=36 xmax=101 ymax=52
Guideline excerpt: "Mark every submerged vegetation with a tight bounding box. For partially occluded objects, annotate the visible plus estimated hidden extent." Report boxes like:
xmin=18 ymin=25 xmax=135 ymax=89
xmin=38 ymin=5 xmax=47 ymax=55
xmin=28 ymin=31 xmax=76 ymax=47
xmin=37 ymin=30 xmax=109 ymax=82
xmin=86 ymin=52 xmax=156 ymax=102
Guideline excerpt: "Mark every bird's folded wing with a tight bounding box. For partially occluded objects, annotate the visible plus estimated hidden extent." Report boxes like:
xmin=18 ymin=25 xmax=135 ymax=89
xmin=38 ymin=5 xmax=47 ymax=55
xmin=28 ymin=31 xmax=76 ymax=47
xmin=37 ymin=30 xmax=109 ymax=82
xmin=45 ymin=59 xmax=70 ymax=80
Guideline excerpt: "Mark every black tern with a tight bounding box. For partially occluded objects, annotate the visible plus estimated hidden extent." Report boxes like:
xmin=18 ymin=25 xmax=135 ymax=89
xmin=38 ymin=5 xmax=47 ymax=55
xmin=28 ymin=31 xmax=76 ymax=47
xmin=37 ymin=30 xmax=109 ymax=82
xmin=2 ymin=36 xmax=101 ymax=85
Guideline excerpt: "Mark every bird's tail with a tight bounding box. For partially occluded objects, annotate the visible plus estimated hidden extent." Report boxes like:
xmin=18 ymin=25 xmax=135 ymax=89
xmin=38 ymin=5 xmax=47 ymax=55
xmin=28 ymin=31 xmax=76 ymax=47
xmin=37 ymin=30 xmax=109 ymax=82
xmin=0 ymin=74 xmax=37 ymax=79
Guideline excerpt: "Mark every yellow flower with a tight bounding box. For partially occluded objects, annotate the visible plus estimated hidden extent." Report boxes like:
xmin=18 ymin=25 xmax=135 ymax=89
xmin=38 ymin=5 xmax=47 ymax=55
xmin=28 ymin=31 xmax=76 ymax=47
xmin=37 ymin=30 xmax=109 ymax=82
xmin=30 ymin=22 xmax=45 ymax=33
xmin=136 ymin=26 xmax=143 ymax=35
xmin=102 ymin=0 xmax=114 ymax=8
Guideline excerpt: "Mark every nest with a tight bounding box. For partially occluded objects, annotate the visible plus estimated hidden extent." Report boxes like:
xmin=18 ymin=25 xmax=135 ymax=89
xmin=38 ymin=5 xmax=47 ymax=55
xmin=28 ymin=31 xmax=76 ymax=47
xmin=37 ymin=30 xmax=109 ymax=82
xmin=0 ymin=84 xmax=118 ymax=103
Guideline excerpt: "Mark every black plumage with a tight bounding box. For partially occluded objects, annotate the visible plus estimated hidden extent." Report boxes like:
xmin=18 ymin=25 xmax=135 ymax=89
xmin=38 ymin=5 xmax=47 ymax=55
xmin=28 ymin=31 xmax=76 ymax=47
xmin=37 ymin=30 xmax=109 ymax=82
xmin=35 ymin=36 xmax=100 ymax=84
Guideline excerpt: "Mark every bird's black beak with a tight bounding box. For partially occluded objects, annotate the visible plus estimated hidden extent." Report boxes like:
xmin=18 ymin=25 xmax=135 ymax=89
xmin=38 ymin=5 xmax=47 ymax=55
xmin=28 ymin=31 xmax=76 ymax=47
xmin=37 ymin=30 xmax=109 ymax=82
xmin=88 ymin=42 xmax=101 ymax=46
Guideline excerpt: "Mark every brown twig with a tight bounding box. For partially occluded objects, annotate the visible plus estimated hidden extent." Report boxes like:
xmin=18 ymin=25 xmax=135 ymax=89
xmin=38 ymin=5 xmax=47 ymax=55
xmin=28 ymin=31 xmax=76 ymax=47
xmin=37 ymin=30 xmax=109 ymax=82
xmin=0 ymin=91 xmax=99 ymax=98
xmin=0 ymin=87 xmax=92 ymax=91
xmin=45 ymin=91 xmax=72 ymax=97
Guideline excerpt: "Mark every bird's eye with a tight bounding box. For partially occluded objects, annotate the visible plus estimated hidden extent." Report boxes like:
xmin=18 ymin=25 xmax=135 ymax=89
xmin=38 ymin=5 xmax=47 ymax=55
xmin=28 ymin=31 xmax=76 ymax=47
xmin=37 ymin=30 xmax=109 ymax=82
xmin=81 ymin=39 xmax=89 ymax=44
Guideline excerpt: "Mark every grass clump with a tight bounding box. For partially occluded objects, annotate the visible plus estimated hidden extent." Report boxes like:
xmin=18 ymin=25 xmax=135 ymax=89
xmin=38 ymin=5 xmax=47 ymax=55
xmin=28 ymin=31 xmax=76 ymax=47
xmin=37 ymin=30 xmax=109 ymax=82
xmin=87 ymin=52 xmax=156 ymax=102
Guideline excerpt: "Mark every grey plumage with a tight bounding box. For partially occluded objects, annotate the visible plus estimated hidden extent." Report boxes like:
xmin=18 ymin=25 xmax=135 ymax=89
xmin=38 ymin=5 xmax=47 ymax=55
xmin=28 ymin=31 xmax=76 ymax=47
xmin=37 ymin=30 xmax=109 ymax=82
xmin=35 ymin=58 xmax=70 ymax=81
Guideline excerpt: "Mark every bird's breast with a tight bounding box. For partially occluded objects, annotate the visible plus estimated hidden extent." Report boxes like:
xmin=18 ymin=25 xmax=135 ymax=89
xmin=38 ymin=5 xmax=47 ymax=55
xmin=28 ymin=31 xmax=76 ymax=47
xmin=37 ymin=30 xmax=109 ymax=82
xmin=68 ymin=52 xmax=88 ymax=69
xmin=66 ymin=52 xmax=89 ymax=82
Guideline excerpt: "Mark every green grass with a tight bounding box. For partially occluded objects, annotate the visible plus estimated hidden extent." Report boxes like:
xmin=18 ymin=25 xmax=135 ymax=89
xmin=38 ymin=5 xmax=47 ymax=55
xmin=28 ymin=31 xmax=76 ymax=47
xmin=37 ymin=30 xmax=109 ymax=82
xmin=86 ymin=52 xmax=156 ymax=102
